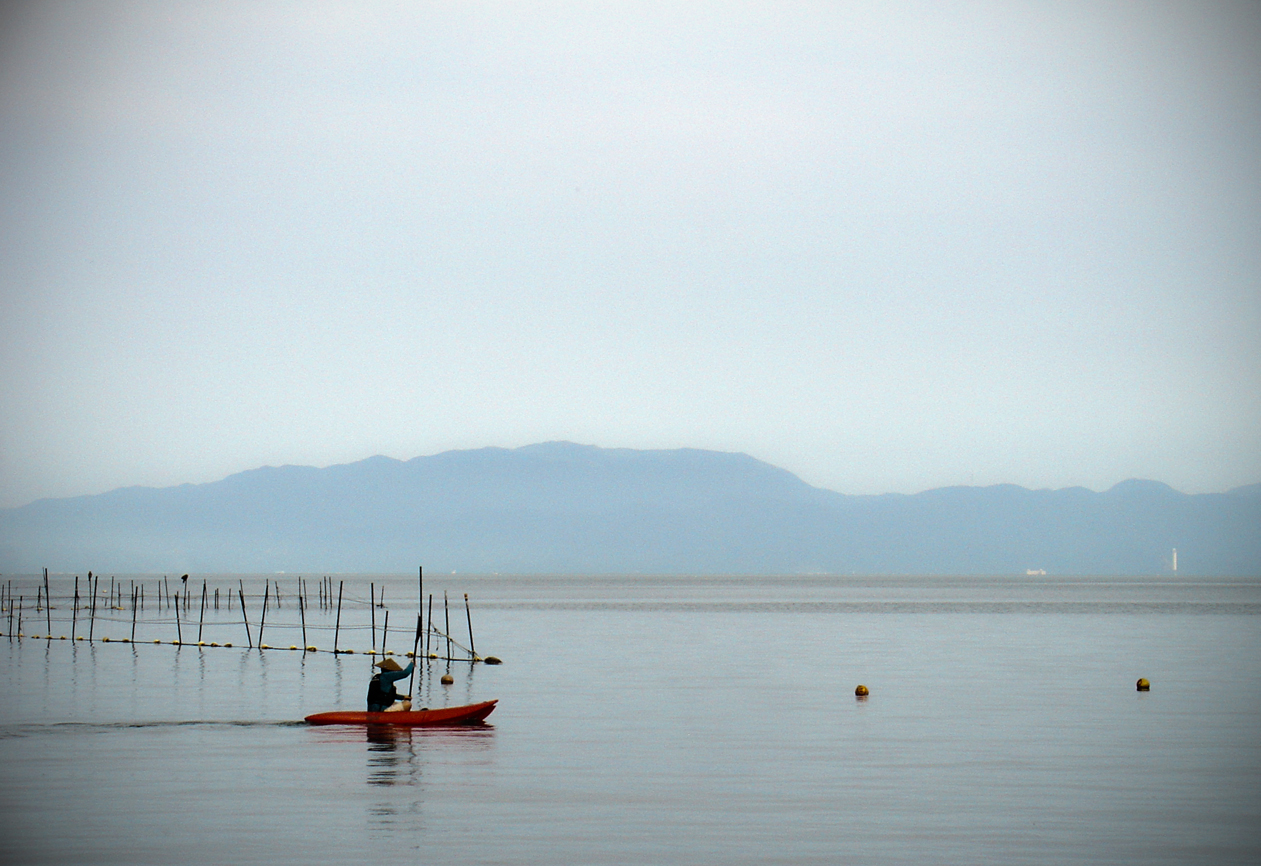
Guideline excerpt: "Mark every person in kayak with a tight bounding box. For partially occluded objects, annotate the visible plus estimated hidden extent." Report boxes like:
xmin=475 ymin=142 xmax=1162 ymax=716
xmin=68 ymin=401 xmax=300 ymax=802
xmin=367 ymin=657 xmax=414 ymax=712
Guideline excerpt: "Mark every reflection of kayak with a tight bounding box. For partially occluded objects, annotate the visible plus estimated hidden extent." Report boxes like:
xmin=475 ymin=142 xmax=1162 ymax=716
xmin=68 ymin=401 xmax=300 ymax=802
xmin=305 ymin=699 xmax=498 ymax=726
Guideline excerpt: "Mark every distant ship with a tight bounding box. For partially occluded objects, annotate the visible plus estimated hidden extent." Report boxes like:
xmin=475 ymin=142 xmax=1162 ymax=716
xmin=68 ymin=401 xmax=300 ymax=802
xmin=1026 ymin=568 xmax=1046 ymax=575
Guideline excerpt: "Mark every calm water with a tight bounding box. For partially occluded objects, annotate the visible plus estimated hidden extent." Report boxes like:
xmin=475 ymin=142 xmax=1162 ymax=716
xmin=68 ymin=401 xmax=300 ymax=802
xmin=2 ymin=574 xmax=1259 ymax=865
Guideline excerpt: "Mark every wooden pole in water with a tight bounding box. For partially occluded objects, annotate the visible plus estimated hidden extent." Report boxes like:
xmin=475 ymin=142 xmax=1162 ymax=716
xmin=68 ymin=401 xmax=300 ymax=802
xmin=198 ymin=581 xmax=207 ymax=643
xmin=72 ymin=577 xmax=79 ymax=640
xmin=164 ymin=575 xmax=171 ymax=609
xmin=131 ymin=587 xmax=138 ymax=641
xmin=214 ymin=587 xmax=219 ymax=610
xmin=299 ymin=593 xmax=307 ymax=650
xmin=89 ymin=581 xmax=97 ymax=641
xmin=464 ymin=593 xmax=476 ymax=660
xmin=333 ymin=580 xmax=344 ymax=653
xmin=443 ymin=591 xmax=451 ymax=661
xmin=174 ymin=593 xmax=183 ymax=644
xmin=382 ymin=609 xmax=389 ymax=655
xmin=44 ymin=568 xmax=52 ymax=635
xmin=370 ymin=582 xmax=376 ymax=651
xmin=408 ymin=613 xmax=422 ymax=699
xmin=238 ymin=582 xmax=252 ymax=647
xmin=258 ymin=582 xmax=269 ymax=647
xmin=426 ymin=593 xmax=433 ymax=658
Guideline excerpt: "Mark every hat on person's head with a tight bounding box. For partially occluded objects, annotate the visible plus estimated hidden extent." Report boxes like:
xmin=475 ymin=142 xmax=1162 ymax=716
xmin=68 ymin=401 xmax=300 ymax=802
xmin=375 ymin=657 xmax=403 ymax=672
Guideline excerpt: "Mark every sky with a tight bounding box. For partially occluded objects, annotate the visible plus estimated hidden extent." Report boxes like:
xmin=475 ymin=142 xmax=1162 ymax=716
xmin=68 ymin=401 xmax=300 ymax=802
xmin=0 ymin=1 xmax=1259 ymax=509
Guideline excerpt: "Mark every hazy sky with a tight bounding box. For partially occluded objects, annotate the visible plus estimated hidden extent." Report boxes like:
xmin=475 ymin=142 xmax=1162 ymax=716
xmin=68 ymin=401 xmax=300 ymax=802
xmin=1 ymin=1 xmax=1258 ymax=508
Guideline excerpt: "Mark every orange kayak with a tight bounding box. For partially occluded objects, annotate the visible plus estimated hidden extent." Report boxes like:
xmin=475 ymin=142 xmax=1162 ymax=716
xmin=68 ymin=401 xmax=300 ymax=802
xmin=305 ymin=699 xmax=498 ymax=726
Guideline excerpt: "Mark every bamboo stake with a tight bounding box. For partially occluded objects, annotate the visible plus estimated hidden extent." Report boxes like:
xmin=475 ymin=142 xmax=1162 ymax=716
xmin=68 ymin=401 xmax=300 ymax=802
xmin=198 ymin=581 xmax=207 ymax=643
xmin=174 ymin=593 xmax=183 ymax=644
xmin=370 ymin=582 xmax=376 ymax=651
xmin=89 ymin=582 xmax=97 ymax=642
xmin=408 ymin=614 xmax=422 ymax=699
xmin=130 ymin=587 xmax=138 ymax=641
xmin=444 ymin=591 xmax=451 ymax=661
xmin=258 ymin=582 xmax=269 ymax=647
xmin=72 ymin=577 xmax=79 ymax=641
xmin=464 ymin=593 xmax=476 ymax=660
xmin=239 ymin=582 xmax=252 ymax=648
xmin=44 ymin=568 xmax=52 ymax=636
xmin=426 ymin=593 xmax=433 ymax=658
xmin=299 ymin=593 xmax=307 ymax=650
xmin=333 ymin=580 xmax=344 ymax=653
xmin=382 ymin=609 xmax=389 ymax=656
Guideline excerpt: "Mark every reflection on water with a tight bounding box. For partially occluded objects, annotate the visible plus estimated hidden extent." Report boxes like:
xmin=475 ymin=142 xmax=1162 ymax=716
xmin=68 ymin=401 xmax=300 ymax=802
xmin=367 ymin=724 xmax=419 ymax=787
xmin=360 ymin=723 xmax=497 ymax=834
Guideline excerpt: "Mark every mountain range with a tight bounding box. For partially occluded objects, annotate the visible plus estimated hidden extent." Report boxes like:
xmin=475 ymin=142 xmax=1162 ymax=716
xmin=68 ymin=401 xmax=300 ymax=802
xmin=1 ymin=442 xmax=1257 ymax=575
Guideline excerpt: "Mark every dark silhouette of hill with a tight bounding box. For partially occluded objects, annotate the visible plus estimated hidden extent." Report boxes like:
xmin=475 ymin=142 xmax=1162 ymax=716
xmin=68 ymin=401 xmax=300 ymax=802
xmin=1 ymin=442 xmax=1256 ymax=574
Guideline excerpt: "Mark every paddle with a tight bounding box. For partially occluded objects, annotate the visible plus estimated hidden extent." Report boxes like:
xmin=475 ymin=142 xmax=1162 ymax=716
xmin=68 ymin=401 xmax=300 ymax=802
xmin=408 ymin=613 xmax=422 ymax=703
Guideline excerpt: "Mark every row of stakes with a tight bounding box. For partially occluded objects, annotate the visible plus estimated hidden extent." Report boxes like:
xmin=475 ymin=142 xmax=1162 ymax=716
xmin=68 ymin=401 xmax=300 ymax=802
xmin=1 ymin=568 xmax=503 ymax=665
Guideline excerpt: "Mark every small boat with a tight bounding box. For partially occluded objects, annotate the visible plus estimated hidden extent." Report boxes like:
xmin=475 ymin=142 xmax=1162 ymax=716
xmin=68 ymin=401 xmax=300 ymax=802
xmin=305 ymin=699 xmax=498 ymax=727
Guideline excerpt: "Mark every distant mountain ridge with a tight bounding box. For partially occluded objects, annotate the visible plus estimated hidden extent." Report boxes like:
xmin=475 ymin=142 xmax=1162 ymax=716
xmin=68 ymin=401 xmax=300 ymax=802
xmin=1 ymin=442 xmax=1257 ymax=574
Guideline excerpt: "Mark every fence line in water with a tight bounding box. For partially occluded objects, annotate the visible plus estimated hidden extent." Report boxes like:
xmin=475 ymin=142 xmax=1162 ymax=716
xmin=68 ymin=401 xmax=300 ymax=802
xmin=0 ymin=573 xmax=498 ymax=663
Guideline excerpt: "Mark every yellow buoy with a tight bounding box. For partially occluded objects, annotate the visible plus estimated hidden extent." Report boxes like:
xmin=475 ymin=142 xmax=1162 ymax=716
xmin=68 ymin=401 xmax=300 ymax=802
xmin=306 ymin=645 xmax=318 ymax=652
xmin=101 ymin=636 xmax=109 ymax=642
xmin=154 ymin=639 xmax=161 ymax=644
xmin=854 ymin=684 xmax=869 ymax=697
xmin=289 ymin=645 xmax=298 ymax=650
xmin=211 ymin=642 xmax=220 ymax=647
xmin=259 ymin=643 xmax=271 ymax=650
xmin=76 ymin=636 xmax=85 ymax=641
xmin=223 ymin=642 xmax=233 ymax=647
xmin=484 ymin=656 xmax=502 ymax=665
xmin=441 ymin=674 xmax=454 ymax=685
xmin=1136 ymin=678 xmax=1150 ymax=691
xmin=197 ymin=641 xmax=206 ymax=646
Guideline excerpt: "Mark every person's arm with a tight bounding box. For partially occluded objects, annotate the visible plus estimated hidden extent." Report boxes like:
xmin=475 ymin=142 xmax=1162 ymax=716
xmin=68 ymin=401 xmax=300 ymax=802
xmin=380 ymin=663 xmax=413 ymax=688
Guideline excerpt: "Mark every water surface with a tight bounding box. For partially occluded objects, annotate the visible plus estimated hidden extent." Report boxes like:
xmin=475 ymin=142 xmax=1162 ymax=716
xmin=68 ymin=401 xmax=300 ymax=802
xmin=2 ymin=574 xmax=1258 ymax=864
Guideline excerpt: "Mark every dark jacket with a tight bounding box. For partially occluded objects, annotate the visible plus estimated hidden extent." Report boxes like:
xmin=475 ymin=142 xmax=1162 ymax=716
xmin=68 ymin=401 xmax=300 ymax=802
xmin=366 ymin=662 xmax=414 ymax=711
